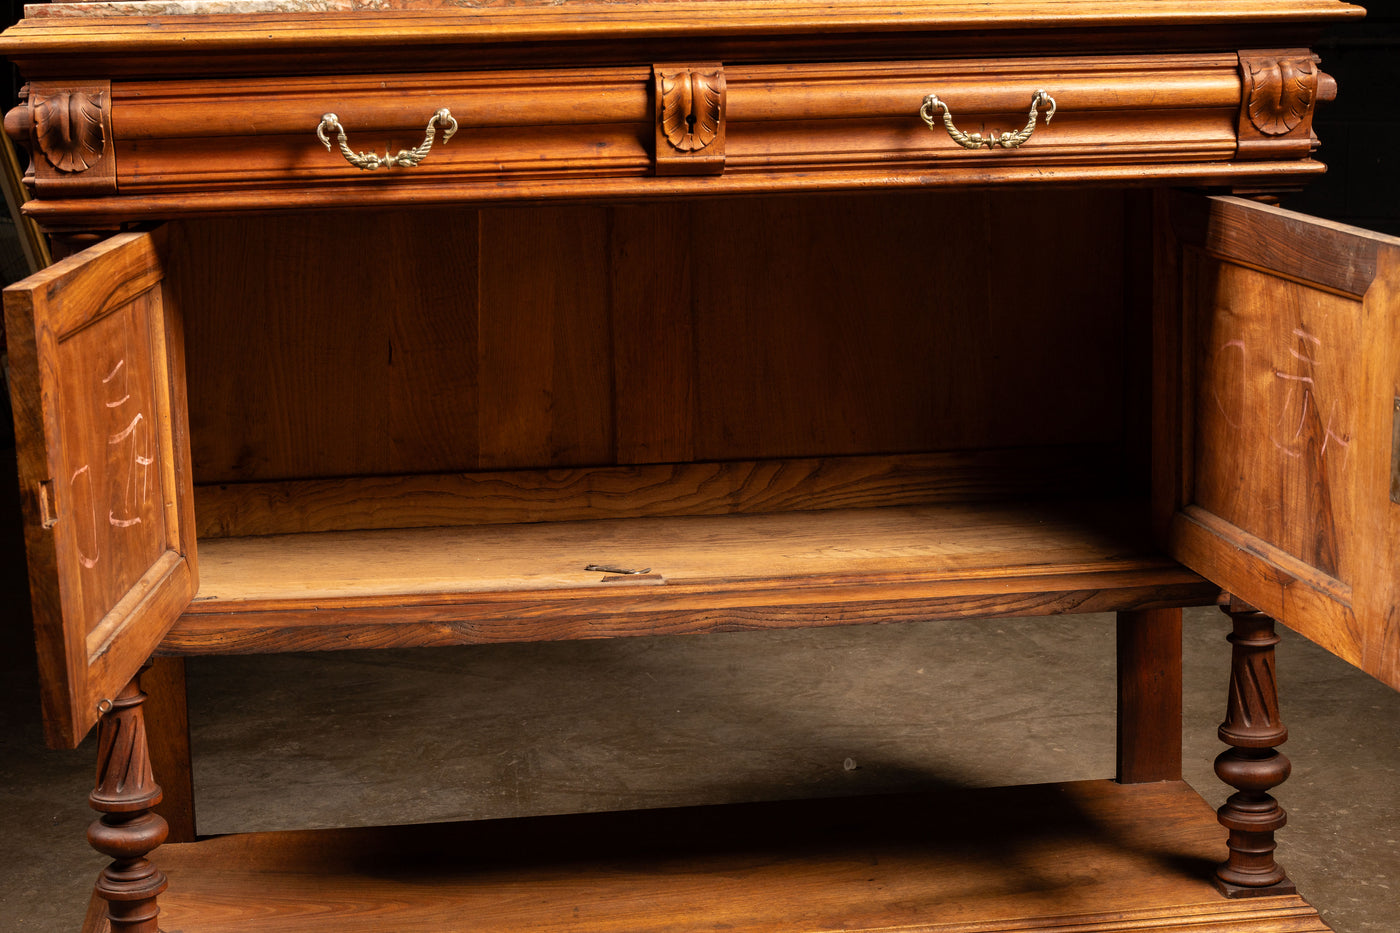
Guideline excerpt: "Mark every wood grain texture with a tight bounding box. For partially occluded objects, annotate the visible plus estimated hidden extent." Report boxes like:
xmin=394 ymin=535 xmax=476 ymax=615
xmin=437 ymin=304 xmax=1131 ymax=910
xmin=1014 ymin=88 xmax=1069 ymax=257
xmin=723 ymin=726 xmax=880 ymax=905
xmin=138 ymin=780 xmax=1333 ymax=933
xmin=189 ymin=501 xmax=1164 ymax=604
xmin=477 ymin=206 xmax=614 ymax=470
xmin=0 ymin=0 xmax=1363 ymax=83
xmin=1152 ymin=189 xmax=1190 ymax=547
xmin=1170 ymin=508 xmax=1362 ymax=668
xmin=19 ymin=160 xmax=1330 ymax=228
xmin=609 ymin=201 xmax=696 ymax=464
xmin=1169 ymin=191 xmax=1379 ymax=297
xmin=67 ymin=53 xmax=1250 ymax=201
xmin=1162 ymin=194 xmax=1400 ymax=691
xmin=3 ymin=231 xmax=196 ymax=749
xmin=174 ymin=211 xmax=480 ymax=483
xmin=180 ymin=191 xmax=1141 ymax=489
xmin=46 ymin=54 xmax=1247 ymax=207
xmin=1364 ymin=252 xmax=1400 ymax=691
xmin=1189 ymin=255 xmax=1358 ymax=579
xmin=164 ymin=569 xmax=1217 ymax=655
xmin=161 ymin=500 xmax=1218 ymax=655
xmin=689 ymin=190 xmax=1127 ymax=460
xmin=191 ymin=448 xmax=1122 ymax=539
xmin=1117 ymin=607 xmax=1183 ymax=784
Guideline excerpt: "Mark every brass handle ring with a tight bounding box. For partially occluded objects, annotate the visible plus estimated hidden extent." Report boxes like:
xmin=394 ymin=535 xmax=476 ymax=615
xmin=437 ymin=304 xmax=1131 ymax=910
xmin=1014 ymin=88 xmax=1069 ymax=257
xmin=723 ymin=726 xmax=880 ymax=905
xmin=316 ymin=108 xmax=458 ymax=171
xmin=919 ymin=90 xmax=1056 ymax=150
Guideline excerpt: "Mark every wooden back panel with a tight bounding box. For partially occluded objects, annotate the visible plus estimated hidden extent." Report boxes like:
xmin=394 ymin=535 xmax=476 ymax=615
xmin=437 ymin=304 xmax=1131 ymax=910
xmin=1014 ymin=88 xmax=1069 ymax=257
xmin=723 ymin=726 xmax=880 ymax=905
xmin=175 ymin=189 xmax=1139 ymax=533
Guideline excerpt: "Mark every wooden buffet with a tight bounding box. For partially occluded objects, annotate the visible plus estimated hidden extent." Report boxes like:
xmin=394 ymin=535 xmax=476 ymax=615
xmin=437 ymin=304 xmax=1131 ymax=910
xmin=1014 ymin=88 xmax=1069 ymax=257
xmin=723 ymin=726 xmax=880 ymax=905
xmin=2 ymin=1 xmax=1398 ymax=931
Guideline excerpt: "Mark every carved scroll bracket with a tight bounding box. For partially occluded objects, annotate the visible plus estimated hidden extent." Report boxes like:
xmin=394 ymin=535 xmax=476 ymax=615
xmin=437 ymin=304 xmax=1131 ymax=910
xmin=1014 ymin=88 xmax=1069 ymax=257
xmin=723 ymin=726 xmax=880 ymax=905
xmin=4 ymin=81 xmax=117 ymax=197
xmin=1236 ymin=50 xmax=1336 ymax=161
xmin=653 ymin=64 xmax=725 ymax=176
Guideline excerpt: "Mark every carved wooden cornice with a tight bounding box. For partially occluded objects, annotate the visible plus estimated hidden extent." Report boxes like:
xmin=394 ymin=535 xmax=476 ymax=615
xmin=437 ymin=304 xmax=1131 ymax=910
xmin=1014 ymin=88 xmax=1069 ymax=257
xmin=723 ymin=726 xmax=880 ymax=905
xmin=1236 ymin=50 xmax=1336 ymax=160
xmin=4 ymin=81 xmax=117 ymax=196
xmin=653 ymin=64 xmax=725 ymax=176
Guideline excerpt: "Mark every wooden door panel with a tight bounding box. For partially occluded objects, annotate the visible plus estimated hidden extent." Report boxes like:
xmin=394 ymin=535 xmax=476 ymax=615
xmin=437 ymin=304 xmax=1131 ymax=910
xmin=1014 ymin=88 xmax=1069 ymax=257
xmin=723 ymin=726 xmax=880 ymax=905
xmin=5 ymin=230 xmax=197 ymax=748
xmin=1163 ymin=193 xmax=1400 ymax=690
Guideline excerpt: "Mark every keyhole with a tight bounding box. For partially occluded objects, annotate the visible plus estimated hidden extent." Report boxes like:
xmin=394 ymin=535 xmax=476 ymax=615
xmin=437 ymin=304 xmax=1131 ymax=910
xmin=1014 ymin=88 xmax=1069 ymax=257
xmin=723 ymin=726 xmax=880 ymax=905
xmin=681 ymin=72 xmax=700 ymax=136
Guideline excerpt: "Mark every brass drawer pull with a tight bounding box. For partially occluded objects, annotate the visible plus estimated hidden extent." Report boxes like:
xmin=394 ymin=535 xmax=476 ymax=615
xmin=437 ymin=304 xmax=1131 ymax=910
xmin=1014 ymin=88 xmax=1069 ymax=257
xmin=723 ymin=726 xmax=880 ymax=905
xmin=919 ymin=89 xmax=1056 ymax=150
xmin=316 ymin=108 xmax=458 ymax=171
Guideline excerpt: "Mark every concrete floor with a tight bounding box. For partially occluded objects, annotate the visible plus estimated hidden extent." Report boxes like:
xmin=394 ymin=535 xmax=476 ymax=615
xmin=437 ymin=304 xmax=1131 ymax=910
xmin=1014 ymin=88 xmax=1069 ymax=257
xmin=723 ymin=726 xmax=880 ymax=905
xmin=2 ymin=469 xmax=1397 ymax=931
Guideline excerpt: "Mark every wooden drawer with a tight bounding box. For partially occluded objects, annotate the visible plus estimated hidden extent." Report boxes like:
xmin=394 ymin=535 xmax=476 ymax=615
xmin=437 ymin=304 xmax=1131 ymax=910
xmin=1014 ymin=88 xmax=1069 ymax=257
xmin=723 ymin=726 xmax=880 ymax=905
xmin=11 ymin=50 xmax=1332 ymax=222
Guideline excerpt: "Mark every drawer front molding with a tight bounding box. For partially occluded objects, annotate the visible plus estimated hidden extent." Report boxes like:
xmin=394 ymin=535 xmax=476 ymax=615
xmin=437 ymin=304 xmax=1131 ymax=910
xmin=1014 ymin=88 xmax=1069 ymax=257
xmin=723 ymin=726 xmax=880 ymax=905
xmin=4 ymin=52 xmax=1340 ymax=219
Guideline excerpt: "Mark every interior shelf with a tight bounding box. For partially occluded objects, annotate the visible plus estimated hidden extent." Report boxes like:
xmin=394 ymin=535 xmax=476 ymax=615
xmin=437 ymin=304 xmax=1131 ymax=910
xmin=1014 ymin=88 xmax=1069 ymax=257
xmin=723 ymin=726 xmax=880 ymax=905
xmin=164 ymin=500 xmax=1218 ymax=655
xmin=123 ymin=780 xmax=1331 ymax=933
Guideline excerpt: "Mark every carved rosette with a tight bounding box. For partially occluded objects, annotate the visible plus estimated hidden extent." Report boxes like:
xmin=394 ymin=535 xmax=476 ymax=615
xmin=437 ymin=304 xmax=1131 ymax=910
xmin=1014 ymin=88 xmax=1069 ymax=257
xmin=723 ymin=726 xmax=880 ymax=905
xmin=1236 ymin=50 xmax=1336 ymax=161
xmin=1213 ymin=600 xmax=1295 ymax=897
xmin=4 ymin=81 xmax=118 ymax=196
xmin=88 ymin=674 xmax=169 ymax=933
xmin=654 ymin=64 xmax=726 ymax=176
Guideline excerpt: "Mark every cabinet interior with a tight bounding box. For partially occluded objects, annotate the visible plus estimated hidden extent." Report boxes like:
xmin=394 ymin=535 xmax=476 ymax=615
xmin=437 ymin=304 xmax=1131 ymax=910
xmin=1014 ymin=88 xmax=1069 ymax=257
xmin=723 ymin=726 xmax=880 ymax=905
xmin=168 ymin=187 xmax=1202 ymax=649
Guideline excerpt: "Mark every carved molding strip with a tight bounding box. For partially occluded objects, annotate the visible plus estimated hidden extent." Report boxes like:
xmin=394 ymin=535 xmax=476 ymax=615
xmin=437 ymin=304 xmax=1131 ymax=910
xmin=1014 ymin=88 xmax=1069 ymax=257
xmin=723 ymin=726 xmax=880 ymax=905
xmin=653 ymin=64 xmax=725 ymax=176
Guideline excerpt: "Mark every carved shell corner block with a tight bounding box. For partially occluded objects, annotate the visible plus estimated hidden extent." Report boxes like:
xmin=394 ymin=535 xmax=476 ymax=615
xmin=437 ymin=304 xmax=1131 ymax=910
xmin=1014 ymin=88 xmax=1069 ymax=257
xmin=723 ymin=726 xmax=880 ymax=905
xmin=653 ymin=64 xmax=726 ymax=175
xmin=1244 ymin=56 xmax=1318 ymax=136
xmin=32 ymin=89 xmax=108 ymax=173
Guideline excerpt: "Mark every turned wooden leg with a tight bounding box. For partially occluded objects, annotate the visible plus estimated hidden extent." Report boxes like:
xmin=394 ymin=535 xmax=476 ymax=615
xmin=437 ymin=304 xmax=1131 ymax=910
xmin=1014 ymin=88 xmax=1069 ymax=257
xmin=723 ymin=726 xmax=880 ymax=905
xmin=88 ymin=669 xmax=170 ymax=933
xmin=1214 ymin=599 xmax=1295 ymax=897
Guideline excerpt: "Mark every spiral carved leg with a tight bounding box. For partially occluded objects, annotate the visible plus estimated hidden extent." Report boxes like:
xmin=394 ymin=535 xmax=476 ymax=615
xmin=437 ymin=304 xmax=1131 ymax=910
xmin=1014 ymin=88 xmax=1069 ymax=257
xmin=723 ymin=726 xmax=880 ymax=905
xmin=89 ymin=670 xmax=169 ymax=932
xmin=1214 ymin=600 xmax=1295 ymax=897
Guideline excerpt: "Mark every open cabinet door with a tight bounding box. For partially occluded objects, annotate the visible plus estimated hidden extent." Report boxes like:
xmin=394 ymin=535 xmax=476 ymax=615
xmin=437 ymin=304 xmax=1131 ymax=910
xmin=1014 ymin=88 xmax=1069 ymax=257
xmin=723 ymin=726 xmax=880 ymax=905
xmin=4 ymin=230 xmax=197 ymax=748
xmin=1161 ymin=193 xmax=1400 ymax=690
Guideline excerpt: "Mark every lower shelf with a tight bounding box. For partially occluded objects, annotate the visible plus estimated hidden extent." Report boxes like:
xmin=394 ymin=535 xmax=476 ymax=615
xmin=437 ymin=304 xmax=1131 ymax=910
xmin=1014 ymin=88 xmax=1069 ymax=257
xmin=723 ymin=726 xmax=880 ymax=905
xmin=166 ymin=500 xmax=1217 ymax=654
xmin=120 ymin=780 xmax=1332 ymax=933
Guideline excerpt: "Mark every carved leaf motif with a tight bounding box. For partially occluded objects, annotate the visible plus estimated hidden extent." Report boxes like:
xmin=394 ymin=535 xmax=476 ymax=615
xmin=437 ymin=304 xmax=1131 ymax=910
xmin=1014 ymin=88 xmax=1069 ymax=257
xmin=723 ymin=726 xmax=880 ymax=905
xmin=691 ymin=73 xmax=721 ymax=143
xmin=1247 ymin=58 xmax=1316 ymax=136
xmin=661 ymin=70 xmax=722 ymax=152
xmin=35 ymin=90 xmax=106 ymax=173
